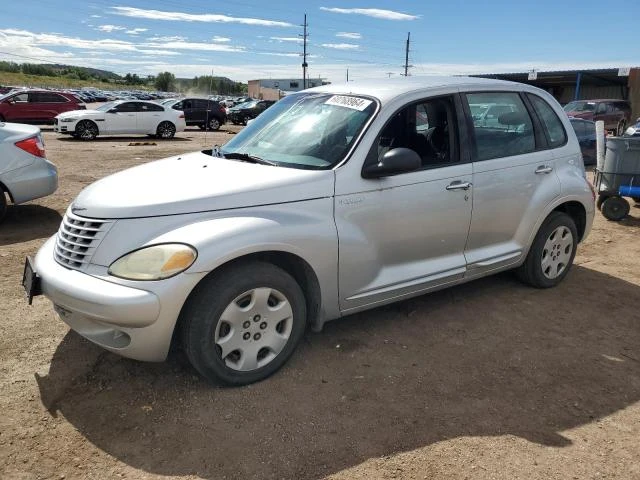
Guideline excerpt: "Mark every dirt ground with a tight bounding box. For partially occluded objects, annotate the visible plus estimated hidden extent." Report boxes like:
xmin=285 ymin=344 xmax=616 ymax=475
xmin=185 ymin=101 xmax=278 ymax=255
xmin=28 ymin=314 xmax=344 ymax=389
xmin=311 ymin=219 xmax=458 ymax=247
xmin=1 ymin=125 xmax=640 ymax=480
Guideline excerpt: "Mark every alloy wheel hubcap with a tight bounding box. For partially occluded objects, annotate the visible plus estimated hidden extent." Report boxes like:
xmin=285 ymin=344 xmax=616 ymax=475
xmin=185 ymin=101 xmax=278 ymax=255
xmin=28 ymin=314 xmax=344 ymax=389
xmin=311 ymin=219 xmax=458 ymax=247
xmin=214 ymin=287 xmax=293 ymax=371
xmin=541 ymin=226 xmax=573 ymax=279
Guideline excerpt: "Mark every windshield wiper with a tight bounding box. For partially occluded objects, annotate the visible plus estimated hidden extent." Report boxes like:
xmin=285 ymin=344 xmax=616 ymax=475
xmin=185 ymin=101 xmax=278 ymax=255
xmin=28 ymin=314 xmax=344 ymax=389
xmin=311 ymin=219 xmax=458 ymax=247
xmin=222 ymin=152 xmax=278 ymax=166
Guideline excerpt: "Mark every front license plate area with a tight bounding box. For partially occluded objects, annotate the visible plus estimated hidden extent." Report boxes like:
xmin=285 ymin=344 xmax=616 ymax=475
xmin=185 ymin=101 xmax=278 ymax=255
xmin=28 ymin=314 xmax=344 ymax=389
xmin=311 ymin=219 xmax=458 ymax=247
xmin=22 ymin=256 xmax=42 ymax=305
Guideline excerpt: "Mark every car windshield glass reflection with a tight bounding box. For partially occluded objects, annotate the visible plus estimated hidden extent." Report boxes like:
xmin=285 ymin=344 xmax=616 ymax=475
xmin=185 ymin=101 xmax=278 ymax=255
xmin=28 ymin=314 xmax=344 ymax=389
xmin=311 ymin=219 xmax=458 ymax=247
xmin=220 ymin=93 xmax=377 ymax=170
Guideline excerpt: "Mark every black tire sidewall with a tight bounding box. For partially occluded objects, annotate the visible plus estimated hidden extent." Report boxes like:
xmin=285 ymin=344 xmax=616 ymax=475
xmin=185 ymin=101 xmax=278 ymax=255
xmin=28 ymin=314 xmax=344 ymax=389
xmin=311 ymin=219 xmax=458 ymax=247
xmin=157 ymin=121 xmax=175 ymax=138
xmin=77 ymin=120 xmax=97 ymax=140
xmin=0 ymin=190 xmax=7 ymax=223
xmin=182 ymin=262 xmax=307 ymax=386
xmin=208 ymin=118 xmax=220 ymax=130
xmin=524 ymin=212 xmax=578 ymax=288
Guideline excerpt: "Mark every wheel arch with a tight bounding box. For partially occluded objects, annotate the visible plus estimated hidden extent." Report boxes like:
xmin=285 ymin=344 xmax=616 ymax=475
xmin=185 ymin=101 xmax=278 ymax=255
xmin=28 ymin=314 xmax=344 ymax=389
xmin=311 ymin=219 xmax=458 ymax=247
xmin=172 ymin=250 xmax=323 ymax=348
xmin=552 ymin=200 xmax=587 ymax=242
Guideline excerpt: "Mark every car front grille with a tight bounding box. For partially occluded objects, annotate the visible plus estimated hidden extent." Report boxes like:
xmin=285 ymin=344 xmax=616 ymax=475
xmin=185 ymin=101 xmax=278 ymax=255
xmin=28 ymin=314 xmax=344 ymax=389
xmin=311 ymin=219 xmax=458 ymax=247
xmin=54 ymin=210 xmax=114 ymax=271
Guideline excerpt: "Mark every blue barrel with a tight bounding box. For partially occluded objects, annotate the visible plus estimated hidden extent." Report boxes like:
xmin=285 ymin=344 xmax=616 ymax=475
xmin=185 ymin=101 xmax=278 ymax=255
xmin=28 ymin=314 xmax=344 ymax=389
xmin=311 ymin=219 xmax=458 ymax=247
xmin=619 ymin=185 xmax=640 ymax=197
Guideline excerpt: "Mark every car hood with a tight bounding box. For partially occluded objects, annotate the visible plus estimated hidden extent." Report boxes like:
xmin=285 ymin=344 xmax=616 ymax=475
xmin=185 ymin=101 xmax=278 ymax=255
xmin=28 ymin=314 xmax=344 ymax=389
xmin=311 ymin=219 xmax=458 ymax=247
xmin=71 ymin=151 xmax=335 ymax=219
xmin=566 ymin=111 xmax=593 ymax=120
xmin=56 ymin=109 xmax=104 ymax=119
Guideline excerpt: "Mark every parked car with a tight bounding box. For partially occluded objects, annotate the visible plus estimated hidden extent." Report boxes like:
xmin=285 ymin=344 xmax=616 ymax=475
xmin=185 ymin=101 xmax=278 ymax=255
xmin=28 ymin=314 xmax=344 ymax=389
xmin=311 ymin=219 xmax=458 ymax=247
xmin=0 ymin=90 xmax=85 ymax=124
xmin=563 ymin=99 xmax=631 ymax=136
xmin=167 ymin=98 xmax=226 ymax=131
xmin=569 ymin=118 xmax=598 ymax=165
xmin=27 ymin=77 xmax=594 ymax=386
xmin=53 ymin=100 xmax=186 ymax=140
xmin=623 ymin=117 xmax=640 ymax=137
xmin=0 ymin=122 xmax=57 ymax=222
xmin=227 ymin=100 xmax=275 ymax=125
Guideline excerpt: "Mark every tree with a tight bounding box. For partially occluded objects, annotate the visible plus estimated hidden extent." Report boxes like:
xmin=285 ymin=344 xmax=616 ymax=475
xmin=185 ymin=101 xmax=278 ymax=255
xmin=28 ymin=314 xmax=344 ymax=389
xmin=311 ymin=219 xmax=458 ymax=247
xmin=154 ymin=71 xmax=176 ymax=92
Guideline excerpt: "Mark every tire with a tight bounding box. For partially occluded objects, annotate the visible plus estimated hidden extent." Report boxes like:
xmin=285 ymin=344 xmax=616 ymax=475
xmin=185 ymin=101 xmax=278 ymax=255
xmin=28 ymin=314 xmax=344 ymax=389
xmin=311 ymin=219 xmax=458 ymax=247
xmin=207 ymin=117 xmax=221 ymax=131
xmin=617 ymin=119 xmax=627 ymax=137
xmin=241 ymin=116 xmax=248 ymax=126
xmin=180 ymin=261 xmax=307 ymax=386
xmin=156 ymin=121 xmax=176 ymax=139
xmin=601 ymin=195 xmax=629 ymax=221
xmin=516 ymin=211 xmax=578 ymax=288
xmin=0 ymin=189 xmax=7 ymax=223
xmin=0 ymin=114 xmax=5 ymax=122
xmin=75 ymin=120 xmax=98 ymax=140
xmin=596 ymin=195 xmax=608 ymax=211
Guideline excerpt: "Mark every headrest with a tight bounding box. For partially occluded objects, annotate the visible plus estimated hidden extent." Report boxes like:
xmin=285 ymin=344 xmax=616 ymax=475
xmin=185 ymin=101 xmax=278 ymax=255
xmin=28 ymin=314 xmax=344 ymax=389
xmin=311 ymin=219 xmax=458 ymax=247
xmin=498 ymin=111 xmax=529 ymax=126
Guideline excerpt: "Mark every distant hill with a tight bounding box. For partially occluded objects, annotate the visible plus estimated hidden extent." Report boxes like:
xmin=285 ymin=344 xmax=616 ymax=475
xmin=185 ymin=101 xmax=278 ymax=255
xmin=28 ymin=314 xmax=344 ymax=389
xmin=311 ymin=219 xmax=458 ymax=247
xmin=47 ymin=64 xmax=122 ymax=80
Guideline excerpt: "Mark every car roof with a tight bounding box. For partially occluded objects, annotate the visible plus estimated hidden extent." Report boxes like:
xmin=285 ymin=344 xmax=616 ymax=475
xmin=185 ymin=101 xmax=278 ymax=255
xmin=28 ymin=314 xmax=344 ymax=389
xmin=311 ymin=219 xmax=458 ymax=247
xmin=306 ymin=76 xmax=524 ymax=104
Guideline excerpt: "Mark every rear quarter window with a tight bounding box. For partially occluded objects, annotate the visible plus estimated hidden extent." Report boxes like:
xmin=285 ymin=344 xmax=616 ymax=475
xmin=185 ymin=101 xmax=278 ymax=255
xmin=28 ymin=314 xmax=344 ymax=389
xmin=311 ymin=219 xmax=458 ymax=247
xmin=527 ymin=94 xmax=567 ymax=148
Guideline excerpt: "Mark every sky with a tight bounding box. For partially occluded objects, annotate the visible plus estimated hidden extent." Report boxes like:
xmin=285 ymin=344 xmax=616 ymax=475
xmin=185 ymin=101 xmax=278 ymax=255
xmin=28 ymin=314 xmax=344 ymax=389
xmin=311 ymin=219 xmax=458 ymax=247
xmin=1 ymin=0 xmax=639 ymax=84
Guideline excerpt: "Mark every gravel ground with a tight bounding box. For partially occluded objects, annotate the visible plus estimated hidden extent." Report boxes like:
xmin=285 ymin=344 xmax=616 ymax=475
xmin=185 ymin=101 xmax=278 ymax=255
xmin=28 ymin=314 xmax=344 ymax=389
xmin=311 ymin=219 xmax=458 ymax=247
xmin=1 ymin=125 xmax=640 ymax=480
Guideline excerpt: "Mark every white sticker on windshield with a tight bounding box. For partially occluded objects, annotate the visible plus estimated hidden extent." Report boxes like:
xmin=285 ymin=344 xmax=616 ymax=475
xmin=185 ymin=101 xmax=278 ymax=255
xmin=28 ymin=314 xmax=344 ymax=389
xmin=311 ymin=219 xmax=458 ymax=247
xmin=324 ymin=95 xmax=373 ymax=111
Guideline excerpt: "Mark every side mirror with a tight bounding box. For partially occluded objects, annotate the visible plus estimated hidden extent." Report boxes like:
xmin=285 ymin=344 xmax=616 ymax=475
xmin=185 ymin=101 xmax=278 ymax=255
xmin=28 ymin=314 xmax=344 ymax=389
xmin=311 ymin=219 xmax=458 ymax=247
xmin=362 ymin=147 xmax=421 ymax=178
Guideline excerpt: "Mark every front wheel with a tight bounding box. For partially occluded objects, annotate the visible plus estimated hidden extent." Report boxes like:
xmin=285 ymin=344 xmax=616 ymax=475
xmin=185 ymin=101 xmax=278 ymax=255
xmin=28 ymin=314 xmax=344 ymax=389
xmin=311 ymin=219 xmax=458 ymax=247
xmin=516 ymin=212 xmax=578 ymax=288
xmin=156 ymin=121 xmax=176 ymax=139
xmin=180 ymin=262 xmax=307 ymax=386
xmin=75 ymin=120 xmax=98 ymax=140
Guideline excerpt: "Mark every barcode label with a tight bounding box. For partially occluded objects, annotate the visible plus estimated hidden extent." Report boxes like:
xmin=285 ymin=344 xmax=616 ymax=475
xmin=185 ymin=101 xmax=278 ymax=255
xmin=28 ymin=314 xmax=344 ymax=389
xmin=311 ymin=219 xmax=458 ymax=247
xmin=325 ymin=95 xmax=373 ymax=111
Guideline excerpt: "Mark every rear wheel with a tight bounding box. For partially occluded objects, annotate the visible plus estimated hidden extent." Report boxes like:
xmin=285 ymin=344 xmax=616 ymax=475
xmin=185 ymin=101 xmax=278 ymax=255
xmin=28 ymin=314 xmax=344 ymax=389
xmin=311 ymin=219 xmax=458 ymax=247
xmin=156 ymin=121 xmax=176 ymax=139
xmin=517 ymin=212 xmax=578 ymax=288
xmin=601 ymin=195 xmax=629 ymax=220
xmin=0 ymin=114 xmax=5 ymax=122
xmin=75 ymin=120 xmax=98 ymax=140
xmin=181 ymin=261 xmax=307 ymax=386
xmin=207 ymin=117 xmax=221 ymax=131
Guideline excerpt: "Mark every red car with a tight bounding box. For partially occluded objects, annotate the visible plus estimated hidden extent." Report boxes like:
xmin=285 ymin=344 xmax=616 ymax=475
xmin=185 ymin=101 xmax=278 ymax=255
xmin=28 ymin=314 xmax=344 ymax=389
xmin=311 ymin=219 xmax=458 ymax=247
xmin=0 ymin=90 xmax=85 ymax=124
xmin=563 ymin=99 xmax=631 ymax=136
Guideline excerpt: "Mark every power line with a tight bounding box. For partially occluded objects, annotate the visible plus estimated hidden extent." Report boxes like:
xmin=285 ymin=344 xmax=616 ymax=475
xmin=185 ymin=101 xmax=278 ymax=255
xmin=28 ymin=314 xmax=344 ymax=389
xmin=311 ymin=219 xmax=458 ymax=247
xmin=300 ymin=13 xmax=308 ymax=88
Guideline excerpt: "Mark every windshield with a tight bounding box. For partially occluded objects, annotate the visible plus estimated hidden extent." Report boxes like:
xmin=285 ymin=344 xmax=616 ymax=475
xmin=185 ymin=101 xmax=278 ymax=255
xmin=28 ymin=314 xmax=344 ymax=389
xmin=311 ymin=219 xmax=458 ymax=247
xmin=564 ymin=101 xmax=596 ymax=112
xmin=220 ymin=93 xmax=377 ymax=169
xmin=95 ymin=101 xmax=119 ymax=112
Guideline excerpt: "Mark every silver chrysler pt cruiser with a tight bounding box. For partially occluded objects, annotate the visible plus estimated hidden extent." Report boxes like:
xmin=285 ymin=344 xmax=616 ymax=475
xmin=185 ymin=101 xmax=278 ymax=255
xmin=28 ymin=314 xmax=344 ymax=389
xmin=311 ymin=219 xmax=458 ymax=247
xmin=25 ymin=77 xmax=595 ymax=385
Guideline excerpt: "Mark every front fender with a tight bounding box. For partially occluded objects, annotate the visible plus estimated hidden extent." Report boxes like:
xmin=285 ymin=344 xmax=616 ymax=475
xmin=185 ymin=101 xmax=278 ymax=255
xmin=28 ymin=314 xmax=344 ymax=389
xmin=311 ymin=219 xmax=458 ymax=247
xmin=91 ymin=198 xmax=341 ymax=321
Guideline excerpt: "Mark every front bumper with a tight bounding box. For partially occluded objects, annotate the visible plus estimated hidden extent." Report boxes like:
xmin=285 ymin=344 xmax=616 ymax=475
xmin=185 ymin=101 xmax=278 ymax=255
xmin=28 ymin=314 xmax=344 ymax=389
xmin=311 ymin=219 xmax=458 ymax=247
xmin=34 ymin=237 xmax=201 ymax=361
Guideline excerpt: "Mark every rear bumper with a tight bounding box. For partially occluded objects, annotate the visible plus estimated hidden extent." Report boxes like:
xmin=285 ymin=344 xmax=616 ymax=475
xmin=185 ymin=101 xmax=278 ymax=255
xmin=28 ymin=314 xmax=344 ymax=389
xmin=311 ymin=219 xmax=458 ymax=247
xmin=1 ymin=158 xmax=58 ymax=204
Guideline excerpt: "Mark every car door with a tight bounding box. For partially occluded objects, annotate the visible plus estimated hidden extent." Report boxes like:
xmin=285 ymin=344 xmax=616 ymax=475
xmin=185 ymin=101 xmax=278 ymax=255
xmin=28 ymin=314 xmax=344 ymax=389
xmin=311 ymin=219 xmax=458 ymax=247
xmin=4 ymin=92 xmax=29 ymax=121
xmin=463 ymin=90 xmax=561 ymax=277
xmin=335 ymin=94 xmax=474 ymax=312
xmin=106 ymin=102 xmax=137 ymax=133
xmin=136 ymin=102 xmax=164 ymax=133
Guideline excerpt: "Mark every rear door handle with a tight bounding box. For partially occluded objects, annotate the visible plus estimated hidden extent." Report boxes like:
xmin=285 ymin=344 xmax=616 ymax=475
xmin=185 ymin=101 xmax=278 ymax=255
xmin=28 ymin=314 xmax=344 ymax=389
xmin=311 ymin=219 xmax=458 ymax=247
xmin=446 ymin=181 xmax=472 ymax=191
xmin=535 ymin=165 xmax=553 ymax=174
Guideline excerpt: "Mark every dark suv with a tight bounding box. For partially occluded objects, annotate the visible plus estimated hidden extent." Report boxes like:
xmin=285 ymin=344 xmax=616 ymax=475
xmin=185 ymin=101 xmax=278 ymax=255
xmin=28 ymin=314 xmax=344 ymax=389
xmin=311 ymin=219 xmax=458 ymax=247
xmin=170 ymin=98 xmax=226 ymax=131
xmin=563 ymin=99 xmax=631 ymax=136
xmin=0 ymin=90 xmax=85 ymax=123
xmin=227 ymin=100 xmax=275 ymax=125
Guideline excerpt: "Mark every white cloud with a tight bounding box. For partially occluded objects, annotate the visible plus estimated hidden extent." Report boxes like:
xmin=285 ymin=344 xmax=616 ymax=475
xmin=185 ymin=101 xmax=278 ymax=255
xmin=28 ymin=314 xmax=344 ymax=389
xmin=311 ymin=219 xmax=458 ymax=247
xmin=142 ymin=40 xmax=245 ymax=52
xmin=126 ymin=28 xmax=148 ymax=35
xmin=90 ymin=15 xmax=102 ymax=18
xmin=320 ymin=43 xmax=359 ymax=50
xmin=270 ymin=36 xmax=302 ymax=43
xmin=258 ymin=52 xmax=301 ymax=57
xmin=97 ymin=25 xmax=126 ymax=33
xmin=112 ymin=6 xmax=294 ymax=27
xmin=320 ymin=7 xmax=419 ymax=21
xmin=336 ymin=32 xmax=361 ymax=39
xmin=212 ymin=36 xmax=231 ymax=42
xmin=147 ymin=35 xmax=186 ymax=42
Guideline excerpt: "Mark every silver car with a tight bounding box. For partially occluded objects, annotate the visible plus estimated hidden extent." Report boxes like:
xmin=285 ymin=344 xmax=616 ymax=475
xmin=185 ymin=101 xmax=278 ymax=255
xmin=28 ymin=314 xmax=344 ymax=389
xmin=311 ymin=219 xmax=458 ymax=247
xmin=27 ymin=77 xmax=595 ymax=385
xmin=0 ymin=122 xmax=58 ymax=222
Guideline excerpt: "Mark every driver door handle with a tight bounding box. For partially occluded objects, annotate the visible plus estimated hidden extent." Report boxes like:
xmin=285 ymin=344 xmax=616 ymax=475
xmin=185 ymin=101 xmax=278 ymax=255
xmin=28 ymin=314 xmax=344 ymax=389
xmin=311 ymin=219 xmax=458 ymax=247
xmin=535 ymin=165 xmax=553 ymax=174
xmin=446 ymin=181 xmax=472 ymax=191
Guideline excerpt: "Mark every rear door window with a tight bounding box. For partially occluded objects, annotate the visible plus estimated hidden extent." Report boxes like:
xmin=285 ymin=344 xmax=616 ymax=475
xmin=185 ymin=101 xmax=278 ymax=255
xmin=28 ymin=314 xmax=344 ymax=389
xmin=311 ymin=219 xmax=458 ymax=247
xmin=527 ymin=94 xmax=567 ymax=148
xmin=465 ymin=92 xmax=535 ymax=161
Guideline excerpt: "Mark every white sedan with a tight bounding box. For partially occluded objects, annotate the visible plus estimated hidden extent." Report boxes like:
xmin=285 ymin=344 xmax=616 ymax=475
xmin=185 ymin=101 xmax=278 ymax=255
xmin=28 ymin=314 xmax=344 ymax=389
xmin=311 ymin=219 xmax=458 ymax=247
xmin=54 ymin=100 xmax=186 ymax=140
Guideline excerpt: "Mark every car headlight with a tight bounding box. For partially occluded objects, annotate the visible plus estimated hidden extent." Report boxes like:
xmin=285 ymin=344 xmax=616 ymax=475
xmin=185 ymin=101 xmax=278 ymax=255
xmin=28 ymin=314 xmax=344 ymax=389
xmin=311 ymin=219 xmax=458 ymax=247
xmin=60 ymin=118 xmax=78 ymax=122
xmin=108 ymin=244 xmax=197 ymax=280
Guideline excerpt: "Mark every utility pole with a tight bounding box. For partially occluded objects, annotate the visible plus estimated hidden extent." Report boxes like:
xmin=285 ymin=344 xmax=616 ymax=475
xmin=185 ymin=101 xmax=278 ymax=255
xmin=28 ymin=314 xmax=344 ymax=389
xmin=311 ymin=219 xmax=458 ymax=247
xmin=402 ymin=32 xmax=411 ymax=76
xmin=300 ymin=14 xmax=309 ymax=89
xmin=346 ymin=68 xmax=349 ymax=82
